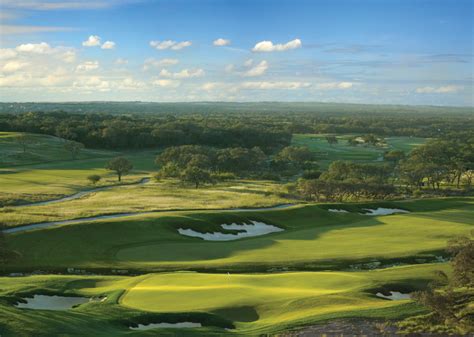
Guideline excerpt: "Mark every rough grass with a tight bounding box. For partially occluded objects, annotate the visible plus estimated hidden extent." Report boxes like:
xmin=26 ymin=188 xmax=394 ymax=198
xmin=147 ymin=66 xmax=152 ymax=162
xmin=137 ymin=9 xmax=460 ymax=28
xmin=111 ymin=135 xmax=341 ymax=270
xmin=0 ymin=179 xmax=292 ymax=227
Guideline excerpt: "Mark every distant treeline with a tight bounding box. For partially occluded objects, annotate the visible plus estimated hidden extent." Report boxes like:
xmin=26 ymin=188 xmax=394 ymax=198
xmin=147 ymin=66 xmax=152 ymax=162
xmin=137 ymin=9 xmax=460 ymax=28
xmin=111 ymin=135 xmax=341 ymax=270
xmin=0 ymin=108 xmax=473 ymax=150
xmin=0 ymin=112 xmax=291 ymax=150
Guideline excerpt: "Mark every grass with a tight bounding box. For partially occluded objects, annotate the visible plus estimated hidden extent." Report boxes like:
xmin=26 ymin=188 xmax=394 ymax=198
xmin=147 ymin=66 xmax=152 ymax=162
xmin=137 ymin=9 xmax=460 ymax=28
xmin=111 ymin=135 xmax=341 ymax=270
xmin=5 ymin=197 xmax=473 ymax=273
xmin=0 ymin=264 xmax=448 ymax=336
xmin=292 ymin=134 xmax=426 ymax=167
xmin=0 ymin=179 xmax=291 ymax=227
xmin=0 ymin=131 xmax=468 ymax=336
xmin=0 ymin=132 xmax=113 ymax=167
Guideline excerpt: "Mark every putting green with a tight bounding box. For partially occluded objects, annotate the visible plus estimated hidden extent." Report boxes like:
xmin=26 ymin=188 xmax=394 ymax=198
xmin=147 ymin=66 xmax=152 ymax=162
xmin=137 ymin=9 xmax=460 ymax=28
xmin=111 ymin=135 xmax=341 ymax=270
xmin=120 ymin=265 xmax=444 ymax=333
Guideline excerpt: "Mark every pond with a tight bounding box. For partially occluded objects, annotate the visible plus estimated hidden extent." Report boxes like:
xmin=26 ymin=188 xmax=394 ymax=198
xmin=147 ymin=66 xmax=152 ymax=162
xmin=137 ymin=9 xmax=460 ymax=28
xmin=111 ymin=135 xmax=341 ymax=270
xmin=15 ymin=294 xmax=89 ymax=310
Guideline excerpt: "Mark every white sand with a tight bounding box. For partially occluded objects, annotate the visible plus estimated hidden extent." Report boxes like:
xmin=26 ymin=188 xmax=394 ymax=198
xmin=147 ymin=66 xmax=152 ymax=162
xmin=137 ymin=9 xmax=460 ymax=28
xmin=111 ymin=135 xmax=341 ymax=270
xmin=328 ymin=209 xmax=349 ymax=213
xmin=131 ymin=322 xmax=202 ymax=330
xmin=376 ymin=291 xmax=411 ymax=300
xmin=178 ymin=221 xmax=284 ymax=241
xmin=362 ymin=208 xmax=409 ymax=216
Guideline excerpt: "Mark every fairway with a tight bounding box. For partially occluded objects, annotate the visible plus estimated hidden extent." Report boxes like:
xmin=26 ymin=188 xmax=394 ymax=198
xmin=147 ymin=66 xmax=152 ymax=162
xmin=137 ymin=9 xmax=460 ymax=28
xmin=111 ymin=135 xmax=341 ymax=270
xmin=5 ymin=198 xmax=473 ymax=273
xmin=291 ymin=134 xmax=427 ymax=167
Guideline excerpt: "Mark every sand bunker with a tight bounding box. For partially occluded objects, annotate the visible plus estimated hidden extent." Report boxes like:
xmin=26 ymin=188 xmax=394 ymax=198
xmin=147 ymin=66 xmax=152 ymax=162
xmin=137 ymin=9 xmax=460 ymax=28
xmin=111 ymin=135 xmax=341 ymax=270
xmin=328 ymin=209 xmax=349 ymax=213
xmin=362 ymin=208 xmax=409 ymax=216
xmin=130 ymin=322 xmax=202 ymax=330
xmin=15 ymin=295 xmax=89 ymax=310
xmin=376 ymin=291 xmax=411 ymax=300
xmin=178 ymin=221 xmax=284 ymax=241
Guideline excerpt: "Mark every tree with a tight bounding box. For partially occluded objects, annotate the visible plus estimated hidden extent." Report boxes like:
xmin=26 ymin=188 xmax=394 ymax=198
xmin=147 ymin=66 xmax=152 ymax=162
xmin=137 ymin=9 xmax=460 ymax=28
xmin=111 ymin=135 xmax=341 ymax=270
xmin=15 ymin=133 xmax=34 ymax=153
xmin=384 ymin=150 xmax=405 ymax=164
xmin=106 ymin=157 xmax=133 ymax=182
xmin=87 ymin=174 xmax=101 ymax=185
xmin=64 ymin=141 xmax=84 ymax=160
xmin=325 ymin=135 xmax=338 ymax=147
xmin=181 ymin=165 xmax=212 ymax=188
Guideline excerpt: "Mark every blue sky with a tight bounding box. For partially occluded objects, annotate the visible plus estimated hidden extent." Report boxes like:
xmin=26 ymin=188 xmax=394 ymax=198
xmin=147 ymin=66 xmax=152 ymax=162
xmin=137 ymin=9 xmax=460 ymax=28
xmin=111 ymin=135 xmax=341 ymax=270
xmin=0 ymin=0 xmax=472 ymax=105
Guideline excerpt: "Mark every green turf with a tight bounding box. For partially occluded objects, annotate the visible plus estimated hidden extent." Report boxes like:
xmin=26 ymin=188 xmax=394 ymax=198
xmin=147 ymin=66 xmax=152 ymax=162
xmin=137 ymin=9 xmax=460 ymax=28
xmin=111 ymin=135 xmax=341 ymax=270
xmin=291 ymin=134 xmax=427 ymax=167
xmin=0 ymin=264 xmax=447 ymax=336
xmin=5 ymin=198 xmax=473 ymax=272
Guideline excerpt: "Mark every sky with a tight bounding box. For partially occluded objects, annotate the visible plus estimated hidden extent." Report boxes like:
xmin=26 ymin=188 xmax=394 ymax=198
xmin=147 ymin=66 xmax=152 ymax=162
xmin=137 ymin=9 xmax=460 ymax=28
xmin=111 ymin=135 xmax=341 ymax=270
xmin=0 ymin=0 xmax=472 ymax=105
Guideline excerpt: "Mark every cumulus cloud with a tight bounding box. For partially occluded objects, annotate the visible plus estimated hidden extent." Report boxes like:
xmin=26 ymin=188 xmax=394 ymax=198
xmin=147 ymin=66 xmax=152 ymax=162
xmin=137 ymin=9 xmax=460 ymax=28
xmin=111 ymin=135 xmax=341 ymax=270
xmin=73 ymin=76 xmax=110 ymax=91
xmin=143 ymin=58 xmax=179 ymax=70
xmin=252 ymin=38 xmax=302 ymax=52
xmin=150 ymin=40 xmax=192 ymax=50
xmin=75 ymin=61 xmax=99 ymax=72
xmin=82 ymin=35 xmax=101 ymax=47
xmin=201 ymin=82 xmax=219 ymax=91
xmin=0 ymin=49 xmax=18 ymax=59
xmin=224 ymin=64 xmax=235 ymax=72
xmin=118 ymin=77 xmax=146 ymax=89
xmin=1 ymin=60 xmax=29 ymax=73
xmin=114 ymin=58 xmax=128 ymax=65
xmin=16 ymin=42 xmax=52 ymax=54
xmin=159 ymin=68 xmax=204 ymax=79
xmin=416 ymin=85 xmax=462 ymax=94
xmin=316 ymin=82 xmax=354 ymax=90
xmin=101 ymin=41 xmax=116 ymax=49
xmin=153 ymin=79 xmax=181 ymax=88
xmin=243 ymin=60 xmax=268 ymax=77
xmin=240 ymin=81 xmax=311 ymax=90
xmin=213 ymin=38 xmax=231 ymax=46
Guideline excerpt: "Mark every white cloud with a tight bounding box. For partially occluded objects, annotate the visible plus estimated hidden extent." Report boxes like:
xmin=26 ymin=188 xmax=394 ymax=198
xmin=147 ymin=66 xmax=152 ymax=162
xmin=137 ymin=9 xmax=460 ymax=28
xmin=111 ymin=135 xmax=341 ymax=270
xmin=159 ymin=68 xmax=204 ymax=79
xmin=240 ymin=81 xmax=311 ymax=90
xmin=76 ymin=61 xmax=99 ymax=72
xmin=60 ymin=50 xmax=76 ymax=63
xmin=82 ymin=35 xmax=101 ymax=47
xmin=16 ymin=42 xmax=52 ymax=54
xmin=153 ymin=79 xmax=181 ymax=88
xmin=0 ymin=49 xmax=18 ymax=60
xmin=225 ymin=64 xmax=235 ymax=73
xmin=252 ymin=38 xmax=302 ymax=52
xmin=1 ymin=60 xmax=29 ymax=73
xmin=143 ymin=58 xmax=179 ymax=70
xmin=114 ymin=58 xmax=128 ymax=65
xmin=243 ymin=60 xmax=268 ymax=77
xmin=118 ymin=77 xmax=146 ymax=89
xmin=150 ymin=40 xmax=192 ymax=51
xmin=0 ymin=24 xmax=73 ymax=35
xmin=416 ymin=85 xmax=462 ymax=94
xmin=73 ymin=76 xmax=110 ymax=91
xmin=201 ymin=82 xmax=219 ymax=91
xmin=101 ymin=41 xmax=116 ymax=49
xmin=213 ymin=38 xmax=231 ymax=46
xmin=244 ymin=59 xmax=253 ymax=67
xmin=1 ymin=0 xmax=113 ymax=10
xmin=316 ymin=82 xmax=354 ymax=90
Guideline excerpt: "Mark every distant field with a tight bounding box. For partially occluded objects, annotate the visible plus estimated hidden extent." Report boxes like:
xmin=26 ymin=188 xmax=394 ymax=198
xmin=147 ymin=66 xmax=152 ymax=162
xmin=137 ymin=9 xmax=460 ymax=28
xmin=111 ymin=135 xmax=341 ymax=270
xmin=292 ymin=134 xmax=427 ymax=167
xmin=0 ymin=132 xmax=114 ymax=166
